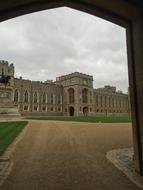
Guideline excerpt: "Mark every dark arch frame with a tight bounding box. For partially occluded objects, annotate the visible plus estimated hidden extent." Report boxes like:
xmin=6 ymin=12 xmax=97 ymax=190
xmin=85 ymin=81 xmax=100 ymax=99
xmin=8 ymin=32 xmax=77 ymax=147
xmin=0 ymin=0 xmax=143 ymax=174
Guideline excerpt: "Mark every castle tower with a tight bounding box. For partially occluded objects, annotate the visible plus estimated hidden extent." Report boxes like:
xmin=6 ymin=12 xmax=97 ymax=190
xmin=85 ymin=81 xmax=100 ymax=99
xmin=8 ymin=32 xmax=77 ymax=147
xmin=56 ymin=72 xmax=94 ymax=116
xmin=0 ymin=60 xmax=19 ymax=117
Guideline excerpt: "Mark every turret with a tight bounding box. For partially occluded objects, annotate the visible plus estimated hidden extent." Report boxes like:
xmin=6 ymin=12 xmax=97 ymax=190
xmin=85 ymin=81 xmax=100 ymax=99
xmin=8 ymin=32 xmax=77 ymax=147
xmin=0 ymin=60 xmax=14 ymax=77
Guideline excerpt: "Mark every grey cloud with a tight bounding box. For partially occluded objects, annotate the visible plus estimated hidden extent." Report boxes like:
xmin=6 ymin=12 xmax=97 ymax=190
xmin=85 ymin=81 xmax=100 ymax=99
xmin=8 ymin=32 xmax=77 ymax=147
xmin=0 ymin=7 xmax=128 ymax=92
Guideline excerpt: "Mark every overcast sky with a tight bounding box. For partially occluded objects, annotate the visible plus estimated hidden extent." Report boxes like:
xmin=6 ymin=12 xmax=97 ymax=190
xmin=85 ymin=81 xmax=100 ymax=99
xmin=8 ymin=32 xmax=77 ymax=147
xmin=0 ymin=7 xmax=128 ymax=92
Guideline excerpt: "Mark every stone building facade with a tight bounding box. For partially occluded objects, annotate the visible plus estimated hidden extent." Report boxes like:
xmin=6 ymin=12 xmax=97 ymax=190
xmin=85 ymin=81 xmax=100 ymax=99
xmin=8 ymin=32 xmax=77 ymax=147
xmin=0 ymin=60 xmax=130 ymax=116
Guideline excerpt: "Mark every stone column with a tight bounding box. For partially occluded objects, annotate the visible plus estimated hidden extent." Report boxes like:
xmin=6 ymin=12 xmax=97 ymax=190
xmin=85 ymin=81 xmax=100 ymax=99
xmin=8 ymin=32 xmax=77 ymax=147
xmin=126 ymin=15 xmax=143 ymax=174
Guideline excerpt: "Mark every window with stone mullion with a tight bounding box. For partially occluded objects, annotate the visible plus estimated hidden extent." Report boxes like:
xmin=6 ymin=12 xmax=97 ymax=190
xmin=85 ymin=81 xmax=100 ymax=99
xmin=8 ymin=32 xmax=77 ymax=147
xmin=82 ymin=88 xmax=88 ymax=103
xmin=24 ymin=90 xmax=28 ymax=103
xmin=42 ymin=92 xmax=46 ymax=104
xmin=34 ymin=92 xmax=38 ymax=103
xmin=69 ymin=88 xmax=74 ymax=104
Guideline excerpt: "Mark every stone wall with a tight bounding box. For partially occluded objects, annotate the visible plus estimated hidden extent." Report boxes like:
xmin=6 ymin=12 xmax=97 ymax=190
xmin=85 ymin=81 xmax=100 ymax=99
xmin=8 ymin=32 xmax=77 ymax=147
xmin=94 ymin=88 xmax=129 ymax=116
xmin=0 ymin=61 xmax=130 ymax=116
xmin=13 ymin=77 xmax=63 ymax=116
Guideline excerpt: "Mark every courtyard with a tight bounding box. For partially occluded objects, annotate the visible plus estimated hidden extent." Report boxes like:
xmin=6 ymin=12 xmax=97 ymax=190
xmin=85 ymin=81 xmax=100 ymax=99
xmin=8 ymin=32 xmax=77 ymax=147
xmin=0 ymin=120 xmax=139 ymax=190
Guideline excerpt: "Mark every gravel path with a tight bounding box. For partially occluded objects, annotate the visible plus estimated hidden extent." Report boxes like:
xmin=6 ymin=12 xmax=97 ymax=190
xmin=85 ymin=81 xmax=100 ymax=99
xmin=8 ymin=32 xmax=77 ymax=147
xmin=1 ymin=120 xmax=140 ymax=190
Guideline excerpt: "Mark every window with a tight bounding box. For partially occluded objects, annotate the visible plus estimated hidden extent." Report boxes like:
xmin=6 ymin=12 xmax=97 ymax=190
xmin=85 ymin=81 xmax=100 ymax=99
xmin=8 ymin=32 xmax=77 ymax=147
xmin=51 ymin=107 xmax=53 ymax=111
xmin=90 ymin=92 xmax=92 ymax=103
xmin=34 ymin=106 xmax=38 ymax=111
xmin=68 ymin=88 xmax=74 ymax=104
xmin=119 ymin=99 xmax=121 ymax=107
xmin=57 ymin=95 xmax=60 ymax=104
xmin=51 ymin=93 xmax=54 ymax=104
xmin=112 ymin=97 xmax=114 ymax=108
xmin=42 ymin=107 xmax=46 ymax=111
xmin=96 ymin=95 xmax=98 ymax=106
xmin=105 ymin=96 xmax=107 ymax=107
xmin=24 ymin=105 xmax=28 ymax=111
xmin=82 ymin=88 xmax=88 ymax=103
xmin=100 ymin=96 xmax=103 ymax=107
xmin=109 ymin=97 xmax=111 ymax=107
xmin=116 ymin=98 xmax=118 ymax=107
xmin=34 ymin=92 xmax=38 ymax=103
xmin=42 ymin=92 xmax=46 ymax=104
xmin=24 ymin=90 xmax=28 ymax=103
xmin=14 ymin=89 xmax=18 ymax=102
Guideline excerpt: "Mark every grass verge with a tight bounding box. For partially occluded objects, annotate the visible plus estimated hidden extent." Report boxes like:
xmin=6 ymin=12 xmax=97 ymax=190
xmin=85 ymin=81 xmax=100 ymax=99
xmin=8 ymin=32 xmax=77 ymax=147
xmin=24 ymin=116 xmax=131 ymax=123
xmin=0 ymin=121 xmax=28 ymax=155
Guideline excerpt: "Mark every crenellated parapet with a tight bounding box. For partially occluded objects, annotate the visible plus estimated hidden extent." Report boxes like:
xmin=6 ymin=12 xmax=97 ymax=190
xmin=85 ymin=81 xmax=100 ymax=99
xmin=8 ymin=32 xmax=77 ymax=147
xmin=56 ymin=72 xmax=93 ymax=82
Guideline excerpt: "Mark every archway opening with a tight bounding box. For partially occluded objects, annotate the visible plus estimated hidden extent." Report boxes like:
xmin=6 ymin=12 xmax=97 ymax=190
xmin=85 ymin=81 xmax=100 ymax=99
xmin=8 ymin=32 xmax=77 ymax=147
xmin=0 ymin=0 xmax=143 ymax=176
xmin=69 ymin=106 xmax=74 ymax=116
xmin=83 ymin=106 xmax=88 ymax=116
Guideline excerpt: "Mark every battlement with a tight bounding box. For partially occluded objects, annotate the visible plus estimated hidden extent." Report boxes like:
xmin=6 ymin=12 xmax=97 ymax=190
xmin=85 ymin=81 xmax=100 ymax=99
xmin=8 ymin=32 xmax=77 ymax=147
xmin=0 ymin=60 xmax=9 ymax=65
xmin=0 ymin=60 xmax=14 ymax=77
xmin=95 ymin=85 xmax=116 ymax=93
xmin=94 ymin=85 xmax=126 ymax=95
xmin=56 ymin=72 xmax=93 ymax=82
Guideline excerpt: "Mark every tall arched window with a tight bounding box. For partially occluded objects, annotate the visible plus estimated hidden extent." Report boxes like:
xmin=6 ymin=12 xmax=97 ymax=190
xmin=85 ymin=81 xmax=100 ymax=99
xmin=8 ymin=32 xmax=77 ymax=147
xmin=42 ymin=92 xmax=46 ymax=104
xmin=68 ymin=88 xmax=74 ymax=104
xmin=100 ymin=96 xmax=103 ymax=107
xmin=109 ymin=97 xmax=111 ymax=107
xmin=24 ymin=90 xmax=28 ymax=103
xmin=14 ymin=89 xmax=18 ymax=102
xmin=96 ymin=95 xmax=98 ymax=106
xmin=57 ymin=95 xmax=60 ymax=104
xmin=112 ymin=97 xmax=114 ymax=108
xmin=82 ymin=88 xmax=88 ymax=103
xmin=51 ymin=93 xmax=54 ymax=104
xmin=34 ymin=92 xmax=38 ymax=103
xmin=90 ymin=91 xmax=92 ymax=103
xmin=105 ymin=96 xmax=107 ymax=107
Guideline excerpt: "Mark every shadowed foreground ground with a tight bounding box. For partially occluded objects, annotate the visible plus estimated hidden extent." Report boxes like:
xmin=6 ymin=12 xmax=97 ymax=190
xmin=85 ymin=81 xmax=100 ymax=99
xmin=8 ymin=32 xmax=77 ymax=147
xmin=1 ymin=121 xmax=140 ymax=190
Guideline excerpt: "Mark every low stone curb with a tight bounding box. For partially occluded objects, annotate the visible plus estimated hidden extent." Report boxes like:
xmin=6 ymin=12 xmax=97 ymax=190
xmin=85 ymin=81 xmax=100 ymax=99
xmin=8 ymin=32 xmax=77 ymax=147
xmin=106 ymin=147 xmax=143 ymax=189
xmin=0 ymin=161 xmax=13 ymax=187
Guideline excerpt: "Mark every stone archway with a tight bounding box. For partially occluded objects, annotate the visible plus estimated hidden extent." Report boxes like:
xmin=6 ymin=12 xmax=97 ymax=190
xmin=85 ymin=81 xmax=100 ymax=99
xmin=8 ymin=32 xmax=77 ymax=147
xmin=83 ymin=107 xmax=88 ymax=116
xmin=69 ymin=106 xmax=74 ymax=116
xmin=0 ymin=0 xmax=143 ymax=174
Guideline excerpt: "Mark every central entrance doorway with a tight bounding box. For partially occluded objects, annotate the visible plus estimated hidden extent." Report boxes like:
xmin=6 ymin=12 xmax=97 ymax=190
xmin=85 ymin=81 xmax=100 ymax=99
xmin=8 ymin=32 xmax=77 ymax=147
xmin=69 ymin=106 xmax=74 ymax=116
xmin=83 ymin=107 xmax=88 ymax=116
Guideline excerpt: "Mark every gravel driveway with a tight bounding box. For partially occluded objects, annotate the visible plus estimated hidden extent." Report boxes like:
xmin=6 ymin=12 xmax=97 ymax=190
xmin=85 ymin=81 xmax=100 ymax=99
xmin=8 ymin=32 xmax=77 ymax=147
xmin=1 ymin=120 xmax=139 ymax=190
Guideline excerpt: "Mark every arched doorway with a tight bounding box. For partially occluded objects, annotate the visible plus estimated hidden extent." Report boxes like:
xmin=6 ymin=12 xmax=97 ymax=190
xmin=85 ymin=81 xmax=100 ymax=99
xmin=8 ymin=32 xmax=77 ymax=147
xmin=0 ymin=0 xmax=143 ymax=174
xmin=83 ymin=107 xmax=88 ymax=116
xmin=69 ymin=106 xmax=74 ymax=116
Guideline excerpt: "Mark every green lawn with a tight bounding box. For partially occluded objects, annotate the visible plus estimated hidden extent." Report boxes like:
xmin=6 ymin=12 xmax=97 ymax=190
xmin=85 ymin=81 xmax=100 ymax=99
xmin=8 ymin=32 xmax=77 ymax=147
xmin=25 ymin=116 xmax=131 ymax=123
xmin=0 ymin=121 xmax=28 ymax=155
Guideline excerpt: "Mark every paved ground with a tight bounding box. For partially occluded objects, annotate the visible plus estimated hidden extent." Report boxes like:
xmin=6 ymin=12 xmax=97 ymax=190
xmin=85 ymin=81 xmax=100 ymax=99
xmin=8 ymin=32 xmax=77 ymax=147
xmin=0 ymin=120 xmax=140 ymax=190
xmin=107 ymin=148 xmax=143 ymax=189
